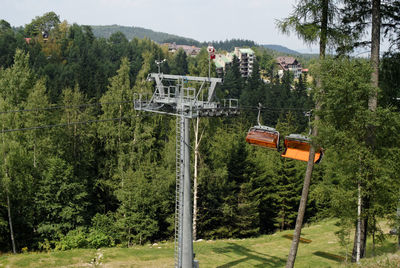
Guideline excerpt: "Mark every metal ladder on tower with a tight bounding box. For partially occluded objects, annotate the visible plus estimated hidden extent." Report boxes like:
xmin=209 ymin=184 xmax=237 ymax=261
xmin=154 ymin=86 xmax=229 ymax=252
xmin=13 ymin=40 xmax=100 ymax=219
xmin=174 ymin=114 xmax=184 ymax=268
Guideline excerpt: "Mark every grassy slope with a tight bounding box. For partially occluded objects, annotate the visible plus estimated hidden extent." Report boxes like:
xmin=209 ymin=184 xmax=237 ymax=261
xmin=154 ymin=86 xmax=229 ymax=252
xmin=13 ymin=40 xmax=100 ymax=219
xmin=0 ymin=220 xmax=398 ymax=267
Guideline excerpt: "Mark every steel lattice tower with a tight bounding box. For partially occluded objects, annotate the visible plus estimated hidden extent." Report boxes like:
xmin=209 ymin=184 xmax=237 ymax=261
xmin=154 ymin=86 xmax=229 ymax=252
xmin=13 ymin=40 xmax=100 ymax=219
xmin=134 ymin=73 xmax=238 ymax=268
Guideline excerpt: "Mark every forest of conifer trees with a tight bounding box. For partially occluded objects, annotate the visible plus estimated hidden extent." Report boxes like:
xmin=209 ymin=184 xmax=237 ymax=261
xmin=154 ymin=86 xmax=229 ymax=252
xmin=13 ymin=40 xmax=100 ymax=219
xmin=0 ymin=7 xmax=400 ymax=262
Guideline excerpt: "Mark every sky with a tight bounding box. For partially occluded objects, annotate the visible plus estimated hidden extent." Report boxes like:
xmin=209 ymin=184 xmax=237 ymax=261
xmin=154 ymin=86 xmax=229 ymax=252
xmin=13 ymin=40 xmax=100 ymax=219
xmin=1 ymin=0 xmax=319 ymax=53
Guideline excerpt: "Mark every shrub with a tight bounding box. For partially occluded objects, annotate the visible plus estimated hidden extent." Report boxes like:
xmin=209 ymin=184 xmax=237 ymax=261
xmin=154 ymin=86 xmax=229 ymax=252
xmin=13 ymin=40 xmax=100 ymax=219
xmin=87 ymin=229 xmax=115 ymax=248
xmin=56 ymin=227 xmax=88 ymax=250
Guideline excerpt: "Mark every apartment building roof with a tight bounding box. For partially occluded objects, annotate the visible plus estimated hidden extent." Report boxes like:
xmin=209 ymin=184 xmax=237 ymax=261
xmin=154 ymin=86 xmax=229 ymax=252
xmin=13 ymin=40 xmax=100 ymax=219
xmin=238 ymin=48 xmax=254 ymax=55
xmin=163 ymin=43 xmax=201 ymax=56
xmin=219 ymin=54 xmax=231 ymax=63
xmin=276 ymin=56 xmax=297 ymax=65
xmin=214 ymin=61 xmax=224 ymax=68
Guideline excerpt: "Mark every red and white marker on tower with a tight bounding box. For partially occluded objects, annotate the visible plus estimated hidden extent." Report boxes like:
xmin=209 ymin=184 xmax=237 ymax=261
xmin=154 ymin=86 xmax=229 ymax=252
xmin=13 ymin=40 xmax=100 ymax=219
xmin=207 ymin=45 xmax=215 ymax=59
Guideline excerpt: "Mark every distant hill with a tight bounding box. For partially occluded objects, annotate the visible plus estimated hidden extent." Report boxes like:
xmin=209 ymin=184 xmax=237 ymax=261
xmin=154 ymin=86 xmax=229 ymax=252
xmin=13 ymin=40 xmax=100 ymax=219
xmin=90 ymin=25 xmax=310 ymax=56
xmin=90 ymin=25 xmax=257 ymax=51
xmin=91 ymin=25 xmax=200 ymax=45
xmin=261 ymin=44 xmax=300 ymax=55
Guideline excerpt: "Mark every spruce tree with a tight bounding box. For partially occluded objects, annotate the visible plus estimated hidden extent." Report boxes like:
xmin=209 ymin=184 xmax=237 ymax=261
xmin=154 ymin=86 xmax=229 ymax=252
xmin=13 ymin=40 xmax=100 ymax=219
xmin=0 ymin=49 xmax=37 ymax=253
xmin=35 ymin=157 xmax=88 ymax=242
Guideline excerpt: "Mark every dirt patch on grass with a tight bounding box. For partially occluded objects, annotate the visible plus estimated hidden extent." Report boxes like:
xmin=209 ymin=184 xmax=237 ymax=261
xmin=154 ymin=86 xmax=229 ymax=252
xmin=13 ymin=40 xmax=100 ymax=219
xmin=282 ymin=234 xmax=312 ymax=243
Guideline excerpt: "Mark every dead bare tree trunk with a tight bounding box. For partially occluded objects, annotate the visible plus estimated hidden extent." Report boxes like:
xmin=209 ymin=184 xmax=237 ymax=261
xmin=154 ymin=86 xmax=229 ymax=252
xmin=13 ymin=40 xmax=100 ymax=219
xmin=193 ymin=117 xmax=203 ymax=241
xmin=119 ymin=104 xmax=122 ymax=147
xmin=6 ymin=188 xmax=16 ymax=254
xmin=352 ymin=211 xmax=368 ymax=260
xmin=352 ymin=0 xmax=380 ymax=261
xmin=370 ymin=0 xmax=381 ymax=99
xmin=2 ymin=124 xmax=16 ymax=254
xmin=285 ymin=2 xmax=327 ymax=267
xmin=285 ymin=146 xmax=317 ymax=268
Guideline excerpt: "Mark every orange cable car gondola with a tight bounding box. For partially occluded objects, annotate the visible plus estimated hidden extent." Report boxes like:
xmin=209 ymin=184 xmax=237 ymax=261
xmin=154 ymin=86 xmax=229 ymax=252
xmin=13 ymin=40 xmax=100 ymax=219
xmin=245 ymin=103 xmax=280 ymax=150
xmin=246 ymin=125 xmax=280 ymax=150
xmin=281 ymin=134 xmax=323 ymax=163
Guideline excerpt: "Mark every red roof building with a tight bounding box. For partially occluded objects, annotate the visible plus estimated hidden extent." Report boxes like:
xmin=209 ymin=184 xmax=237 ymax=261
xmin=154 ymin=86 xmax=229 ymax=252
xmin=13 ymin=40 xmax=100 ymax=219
xmin=276 ymin=56 xmax=303 ymax=78
xmin=164 ymin=43 xmax=201 ymax=56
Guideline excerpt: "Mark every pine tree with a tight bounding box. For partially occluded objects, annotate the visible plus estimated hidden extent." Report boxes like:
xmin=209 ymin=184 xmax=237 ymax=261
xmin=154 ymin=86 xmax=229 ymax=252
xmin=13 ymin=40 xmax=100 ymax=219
xmin=0 ymin=20 xmax=18 ymax=68
xmin=170 ymin=49 xmax=188 ymax=75
xmin=236 ymin=181 xmax=260 ymax=237
xmin=277 ymin=0 xmax=342 ymax=265
xmin=274 ymin=158 xmax=303 ymax=231
xmin=96 ymin=57 xmax=135 ymax=218
xmin=24 ymin=78 xmax=51 ymax=169
xmin=0 ymin=49 xmax=37 ymax=253
xmin=338 ymin=1 xmax=398 ymax=258
xmin=222 ymin=56 xmax=243 ymax=99
xmin=35 ymin=157 xmax=88 ymax=242
xmin=0 ymin=49 xmax=35 ymax=108
xmin=59 ymin=85 xmax=95 ymax=165
xmin=314 ymin=57 xmax=400 ymax=259
xmin=114 ymin=168 xmax=159 ymax=246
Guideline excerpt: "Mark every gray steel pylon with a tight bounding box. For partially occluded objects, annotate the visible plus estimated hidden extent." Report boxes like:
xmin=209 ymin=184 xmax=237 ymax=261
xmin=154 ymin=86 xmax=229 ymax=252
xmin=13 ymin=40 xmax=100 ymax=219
xmin=133 ymin=73 xmax=239 ymax=268
xmin=181 ymin=117 xmax=193 ymax=268
xmin=175 ymin=115 xmax=185 ymax=268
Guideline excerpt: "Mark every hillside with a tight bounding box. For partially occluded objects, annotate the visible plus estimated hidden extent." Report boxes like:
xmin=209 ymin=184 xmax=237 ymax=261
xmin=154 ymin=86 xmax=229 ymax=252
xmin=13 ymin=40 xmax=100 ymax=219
xmin=262 ymin=44 xmax=301 ymax=55
xmin=0 ymin=220 xmax=398 ymax=267
xmin=91 ymin=24 xmax=200 ymax=45
xmin=90 ymin=25 xmax=305 ymax=55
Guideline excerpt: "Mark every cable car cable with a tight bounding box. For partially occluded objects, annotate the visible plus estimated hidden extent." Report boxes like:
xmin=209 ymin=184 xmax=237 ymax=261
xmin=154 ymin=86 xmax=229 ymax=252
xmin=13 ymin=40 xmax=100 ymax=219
xmin=0 ymin=116 xmax=135 ymax=133
xmin=0 ymin=99 xmax=317 ymax=117
xmin=0 ymin=111 xmax=165 ymax=134
xmin=0 ymin=100 xmax=133 ymax=115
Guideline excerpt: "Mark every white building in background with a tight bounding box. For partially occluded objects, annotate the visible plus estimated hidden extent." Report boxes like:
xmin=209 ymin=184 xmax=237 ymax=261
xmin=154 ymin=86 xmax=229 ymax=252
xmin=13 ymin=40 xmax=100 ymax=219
xmin=233 ymin=47 xmax=255 ymax=78
xmin=214 ymin=54 xmax=232 ymax=77
xmin=215 ymin=47 xmax=255 ymax=78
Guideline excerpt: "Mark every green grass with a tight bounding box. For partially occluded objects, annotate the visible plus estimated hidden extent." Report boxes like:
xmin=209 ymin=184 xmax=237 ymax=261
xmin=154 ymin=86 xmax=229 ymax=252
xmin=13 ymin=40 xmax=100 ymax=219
xmin=0 ymin=220 xmax=398 ymax=267
xmin=0 ymin=249 xmax=97 ymax=267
